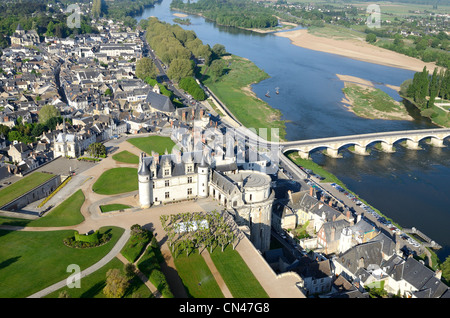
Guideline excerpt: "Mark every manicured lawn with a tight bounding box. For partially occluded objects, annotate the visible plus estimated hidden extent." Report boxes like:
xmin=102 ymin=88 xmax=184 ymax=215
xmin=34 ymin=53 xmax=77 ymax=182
xmin=127 ymin=135 xmax=177 ymax=155
xmin=0 ymin=226 xmax=124 ymax=298
xmin=173 ymin=249 xmax=224 ymax=298
xmin=112 ymin=150 xmax=139 ymax=164
xmin=44 ymin=257 xmax=153 ymax=298
xmin=92 ymin=167 xmax=138 ymax=195
xmin=100 ymin=204 xmax=132 ymax=213
xmin=0 ymin=172 xmax=55 ymax=207
xmin=210 ymin=246 xmax=268 ymax=298
xmin=27 ymin=190 xmax=85 ymax=227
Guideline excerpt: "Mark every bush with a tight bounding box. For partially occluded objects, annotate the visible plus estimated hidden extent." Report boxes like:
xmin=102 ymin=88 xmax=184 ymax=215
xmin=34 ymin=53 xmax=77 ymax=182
xmin=64 ymin=230 xmax=111 ymax=248
xmin=179 ymin=77 xmax=206 ymax=101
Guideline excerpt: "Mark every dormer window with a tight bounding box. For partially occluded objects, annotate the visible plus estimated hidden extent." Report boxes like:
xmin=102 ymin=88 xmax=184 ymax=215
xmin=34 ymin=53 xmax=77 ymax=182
xmin=164 ymin=169 xmax=170 ymax=176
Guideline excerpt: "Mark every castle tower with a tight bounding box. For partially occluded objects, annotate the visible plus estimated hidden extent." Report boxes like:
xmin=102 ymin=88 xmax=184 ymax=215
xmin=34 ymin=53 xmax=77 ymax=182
xmin=138 ymin=152 xmax=151 ymax=208
xmin=197 ymin=155 xmax=209 ymax=198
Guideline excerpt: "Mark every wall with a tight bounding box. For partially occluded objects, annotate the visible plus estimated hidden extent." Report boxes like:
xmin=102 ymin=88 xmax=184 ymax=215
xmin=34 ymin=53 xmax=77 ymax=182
xmin=1 ymin=175 xmax=61 ymax=211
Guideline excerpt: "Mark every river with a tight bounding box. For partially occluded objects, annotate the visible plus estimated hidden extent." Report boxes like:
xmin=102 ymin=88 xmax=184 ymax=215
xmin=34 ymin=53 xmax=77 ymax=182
xmin=135 ymin=0 xmax=450 ymax=262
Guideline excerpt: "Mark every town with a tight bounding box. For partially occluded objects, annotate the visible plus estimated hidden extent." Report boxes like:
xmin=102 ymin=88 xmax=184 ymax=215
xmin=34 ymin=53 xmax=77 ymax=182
xmin=0 ymin=1 xmax=449 ymax=301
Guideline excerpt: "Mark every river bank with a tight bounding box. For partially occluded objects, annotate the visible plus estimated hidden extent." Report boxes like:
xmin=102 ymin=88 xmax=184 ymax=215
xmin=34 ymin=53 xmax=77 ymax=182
xmin=275 ymin=28 xmax=438 ymax=73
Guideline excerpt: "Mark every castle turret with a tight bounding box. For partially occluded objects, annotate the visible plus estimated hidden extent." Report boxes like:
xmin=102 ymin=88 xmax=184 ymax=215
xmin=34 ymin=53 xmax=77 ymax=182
xmin=198 ymin=155 xmax=209 ymax=198
xmin=138 ymin=152 xmax=151 ymax=208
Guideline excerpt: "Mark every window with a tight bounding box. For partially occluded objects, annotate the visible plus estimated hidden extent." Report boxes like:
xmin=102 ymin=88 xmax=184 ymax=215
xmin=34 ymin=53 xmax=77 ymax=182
xmin=187 ymin=165 xmax=193 ymax=173
xmin=165 ymin=192 xmax=170 ymax=199
xmin=165 ymin=180 xmax=170 ymax=187
xmin=187 ymin=188 xmax=192 ymax=195
xmin=164 ymin=169 xmax=170 ymax=176
xmin=187 ymin=176 xmax=192 ymax=184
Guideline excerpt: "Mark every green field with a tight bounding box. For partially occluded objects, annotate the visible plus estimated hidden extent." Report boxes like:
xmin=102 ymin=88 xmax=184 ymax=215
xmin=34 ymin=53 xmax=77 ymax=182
xmin=127 ymin=135 xmax=177 ymax=155
xmin=173 ymin=249 xmax=224 ymax=298
xmin=210 ymin=247 xmax=268 ymax=298
xmin=202 ymin=55 xmax=286 ymax=141
xmin=0 ymin=226 xmax=124 ymax=298
xmin=100 ymin=204 xmax=132 ymax=213
xmin=112 ymin=150 xmax=139 ymax=164
xmin=44 ymin=257 xmax=153 ymax=298
xmin=0 ymin=172 xmax=55 ymax=207
xmin=28 ymin=190 xmax=85 ymax=227
xmin=92 ymin=167 xmax=138 ymax=195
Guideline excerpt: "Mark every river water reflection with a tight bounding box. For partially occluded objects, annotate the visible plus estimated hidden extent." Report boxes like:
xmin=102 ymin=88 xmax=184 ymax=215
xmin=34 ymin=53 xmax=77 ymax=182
xmin=136 ymin=0 xmax=450 ymax=261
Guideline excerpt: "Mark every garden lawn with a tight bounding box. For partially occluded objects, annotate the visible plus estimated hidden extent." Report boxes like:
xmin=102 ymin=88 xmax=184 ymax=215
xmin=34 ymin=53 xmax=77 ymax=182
xmin=44 ymin=257 xmax=152 ymax=298
xmin=0 ymin=172 xmax=54 ymax=207
xmin=173 ymin=249 xmax=224 ymax=298
xmin=127 ymin=135 xmax=177 ymax=155
xmin=27 ymin=190 xmax=85 ymax=227
xmin=210 ymin=246 xmax=268 ymax=298
xmin=112 ymin=150 xmax=139 ymax=164
xmin=92 ymin=167 xmax=138 ymax=195
xmin=0 ymin=226 xmax=124 ymax=298
xmin=100 ymin=204 xmax=132 ymax=213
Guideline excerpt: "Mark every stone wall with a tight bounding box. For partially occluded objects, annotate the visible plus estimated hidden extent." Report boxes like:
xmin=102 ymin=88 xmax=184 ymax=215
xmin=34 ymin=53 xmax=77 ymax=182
xmin=1 ymin=175 xmax=62 ymax=211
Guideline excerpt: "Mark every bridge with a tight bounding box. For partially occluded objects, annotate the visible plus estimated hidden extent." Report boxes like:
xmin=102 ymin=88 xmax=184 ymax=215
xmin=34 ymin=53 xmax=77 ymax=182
xmin=280 ymin=128 xmax=450 ymax=159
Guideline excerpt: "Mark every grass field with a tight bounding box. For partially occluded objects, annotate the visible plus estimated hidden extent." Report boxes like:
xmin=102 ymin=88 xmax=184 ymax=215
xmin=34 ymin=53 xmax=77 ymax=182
xmin=92 ymin=167 xmax=138 ymax=195
xmin=127 ymin=135 xmax=177 ymax=155
xmin=0 ymin=172 xmax=55 ymax=207
xmin=201 ymin=55 xmax=286 ymax=141
xmin=0 ymin=226 xmax=124 ymax=298
xmin=100 ymin=204 xmax=132 ymax=213
xmin=27 ymin=190 xmax=85 ymax=227
xmin=44 ymin=257 xmax=153 ymax=298
xmin=210 ymin=246 xmax=268 ymax=298
xmin=112 ymin=150 xmax=139 ymax=164
xmin=173 ymin=249 xmax=224 ymax=298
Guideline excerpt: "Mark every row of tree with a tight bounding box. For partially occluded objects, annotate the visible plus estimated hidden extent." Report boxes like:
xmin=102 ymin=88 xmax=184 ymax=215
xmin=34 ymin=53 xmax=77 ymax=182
xmin=402 ymin=66 xmax=450 ymax=109
xmin=160 ymin=211 xmax=239 ymax=257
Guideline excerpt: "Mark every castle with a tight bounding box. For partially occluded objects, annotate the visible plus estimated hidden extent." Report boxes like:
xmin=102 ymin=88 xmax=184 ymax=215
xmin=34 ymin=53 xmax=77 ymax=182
xmin=137 ymin=150 xmax=274 ymax=252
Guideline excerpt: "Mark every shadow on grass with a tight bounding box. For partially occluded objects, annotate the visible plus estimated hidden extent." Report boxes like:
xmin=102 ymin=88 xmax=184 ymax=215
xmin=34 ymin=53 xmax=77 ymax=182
xmin=0 ymin=256 xmax=21 ymax=270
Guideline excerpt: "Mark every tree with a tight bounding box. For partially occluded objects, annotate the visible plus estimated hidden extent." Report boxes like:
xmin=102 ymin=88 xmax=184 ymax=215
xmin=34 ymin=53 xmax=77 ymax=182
xmin=167 ymin=58 xmax=194 ymax=82
xmin=365 ymin=33 xmax=377 ymax=44
xmin=212 ymin=44 xmax=226 ymax=57
xmin=103 ymin=269 xmax=129 ymax=298
xmin=209 ymin=59 xmax=225 ymax=82
xmin=38 ymin=104 xmax=60 ymax=124
xmin=135 ymin=57 xmax=158 ymax=80
xmin=87 ymin=142 xmax=106 ymax=158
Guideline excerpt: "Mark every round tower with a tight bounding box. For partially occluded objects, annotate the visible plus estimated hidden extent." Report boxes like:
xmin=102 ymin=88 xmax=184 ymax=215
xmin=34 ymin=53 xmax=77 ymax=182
xmin=138 ymin=152 xmax=151 ymax=208
xmin=197 ymin=155 xmax=209 ymax=198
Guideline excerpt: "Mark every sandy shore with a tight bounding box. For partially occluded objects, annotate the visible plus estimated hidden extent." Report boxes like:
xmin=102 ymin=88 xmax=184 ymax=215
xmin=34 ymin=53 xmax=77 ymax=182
xmin=275 ymin=29 xmax=439 ymax=73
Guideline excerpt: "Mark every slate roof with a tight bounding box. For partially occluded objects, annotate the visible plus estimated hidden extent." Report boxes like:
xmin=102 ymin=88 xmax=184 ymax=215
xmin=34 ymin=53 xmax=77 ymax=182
xmin=145 ymin=91 xmax=175 ymax=113
xmin=336 ymin=241 xmax=384 ymax=275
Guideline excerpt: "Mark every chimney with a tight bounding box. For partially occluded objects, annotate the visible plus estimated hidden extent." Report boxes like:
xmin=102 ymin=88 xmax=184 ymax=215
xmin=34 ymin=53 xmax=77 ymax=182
xmin=309 ymin=187 xmax=314 ymax=197
xmin=200 ymin=109 xmax=204 ymax=118
xmin=331 ymin=226 xmax=335 ymax=241
xmin=182 ymin=112 xmax=186 ymax=121
xmin=435 ymin=269 xmax=442 ymax=280
xmin=287 ymin=190 xmax=292 ymax=201
xmin=329 ymin=199 xmax=333 ymax=207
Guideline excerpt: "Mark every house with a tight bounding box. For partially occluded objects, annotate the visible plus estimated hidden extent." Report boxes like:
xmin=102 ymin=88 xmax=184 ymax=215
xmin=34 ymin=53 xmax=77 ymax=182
xmin=288 ymin=256 xmax=333 ymax=296
xmin=8 ymin=142 xmax=32 ymax=163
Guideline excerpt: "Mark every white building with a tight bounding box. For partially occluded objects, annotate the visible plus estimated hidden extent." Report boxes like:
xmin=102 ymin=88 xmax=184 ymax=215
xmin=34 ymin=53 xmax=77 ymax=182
xmin=137 ymin=150 xmax=274 ymax=252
